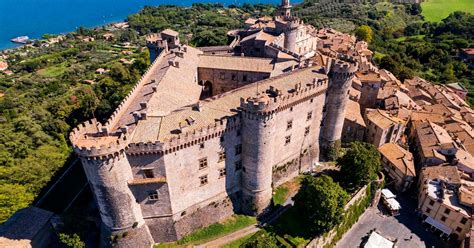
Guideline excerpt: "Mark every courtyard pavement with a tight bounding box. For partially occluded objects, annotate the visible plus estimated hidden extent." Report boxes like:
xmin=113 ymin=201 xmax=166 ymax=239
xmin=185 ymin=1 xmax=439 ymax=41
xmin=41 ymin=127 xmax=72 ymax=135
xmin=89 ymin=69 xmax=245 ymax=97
xmin=335 ymin=192 xmax=450 ymax=248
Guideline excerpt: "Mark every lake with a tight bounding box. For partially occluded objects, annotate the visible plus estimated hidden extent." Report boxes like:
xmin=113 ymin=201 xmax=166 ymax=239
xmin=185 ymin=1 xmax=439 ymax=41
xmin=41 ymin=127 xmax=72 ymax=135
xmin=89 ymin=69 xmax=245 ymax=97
xmin=0 ymin=0 xmax=296 ymax=50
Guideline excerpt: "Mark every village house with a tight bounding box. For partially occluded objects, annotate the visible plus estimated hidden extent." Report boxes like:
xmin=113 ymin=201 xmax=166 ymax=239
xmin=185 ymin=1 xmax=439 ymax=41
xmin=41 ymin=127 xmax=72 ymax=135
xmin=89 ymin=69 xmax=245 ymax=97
xmin=418 ymin=165 xmax=472 ymax=242
xmin=379 ymin=143 xmax=416 ymax=192
xmin=364 ymin=108 xmax=405 ymax=147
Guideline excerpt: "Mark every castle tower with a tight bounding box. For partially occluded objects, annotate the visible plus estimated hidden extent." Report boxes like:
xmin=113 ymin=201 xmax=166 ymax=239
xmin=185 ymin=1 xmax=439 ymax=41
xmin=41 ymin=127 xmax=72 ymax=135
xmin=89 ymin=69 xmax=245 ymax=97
xmin=70 ymin=121 xmax=154 ymax=248
xmin=240 ymin=93 xmax=279 ymax=215
xmin=146 ymin=33 xmax=166 ymax=63
xmin=279 ymin=0 xmax=292 ymax=17
xmin=283 ymin=20 xmax=299 ymax=53
xmin=321 ymin=56 xmax=358 ymax=154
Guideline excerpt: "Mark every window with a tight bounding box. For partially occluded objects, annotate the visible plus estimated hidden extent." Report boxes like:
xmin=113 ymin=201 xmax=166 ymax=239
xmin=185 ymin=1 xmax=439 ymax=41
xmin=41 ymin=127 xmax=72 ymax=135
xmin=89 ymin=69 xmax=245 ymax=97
xmin=218 ymin=151 xmax=226 ymax=162
xmin=444 ymin=208 xmax=451 ymax=215
xmin=285 ymin=135 xmax=291 ymax=145
xmin=199 ymin=143 xmax=205 ymax=149
xmin=290 ymin=107 xmax=293 ymax=112
xmin=456 ymin=227 xmax=463 ymax=233
xmin=236 ymin=130 xmax=241 ymax=136
xmin=304 ymin=126 xmax=310 ymax=136
xmin=200 ymin=175 xmax=208 ymax=186
xmin=231 ymin=74 xmax=237 ymax=81
xmin=148 ymin=190 xmax=159 ymax=201
xmin=425 ymin=208 xmax=431 ymax=214
xmin=243 ymin=75 xmax=248 ymax=81
xmin=235 ymin=160 xmax=242 ymax=171
xmin=219 ymin=168 xmax=226 ymax=178
xmin=310 ymin=98 xmax=314 ymax=103
xmin=429 ymin=199 xmax=435 ymax=206
xmin=199 ymin=158 xmax=208 ymax=169
xmin=441 ymin=216 xmax=447 ymax=222
xmin=307 ymin=111 xmax=312 ymax=121
xmin=220 ymin=135 xmax=225 ymax=142
xmin=287 ymin=120 xmax=293 ymax=130
xmin=142 ymin=169 xmax=154 ymax=178
xmin=235 ymin=144 xmax=242 ymax=155
xmin=461 ymin=217 xmax=468 ymax=224
xmin=219 ymin=72 xmax=225 ymax=80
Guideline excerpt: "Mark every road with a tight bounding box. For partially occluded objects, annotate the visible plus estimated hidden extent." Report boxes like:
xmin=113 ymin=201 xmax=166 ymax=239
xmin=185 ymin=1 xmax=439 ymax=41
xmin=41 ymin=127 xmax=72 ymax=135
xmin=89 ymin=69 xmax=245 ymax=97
xmin=335 ymin=193 xmax=450 ymax=248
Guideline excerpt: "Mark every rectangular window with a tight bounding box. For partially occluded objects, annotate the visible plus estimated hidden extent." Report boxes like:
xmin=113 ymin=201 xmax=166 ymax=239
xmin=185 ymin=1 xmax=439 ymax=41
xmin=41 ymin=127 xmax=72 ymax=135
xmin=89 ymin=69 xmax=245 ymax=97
xmin=148 ymin=190 xmax=159 ymax=201
xmin=243 ymin=75 xmax=248 ymax=81
xmin=142 ymin=169 xmax=154 ymax=178
xmin=218 ymin=151 xmax=226 ymax=162
xmin=199 ymin=158 xmax=208 ymax=170
xmin=444 ymin=208 xmax=451 ymax=215
xmin=310 ymin=98 xmax=314 ymax=103
xmin=219 ymin=168 xmax=226 ymax=178
xmin=456 ymin=227 xmax=463 ymax=233
xmin=441 ymin=216 xmax=447 ymax=222
xmin=285 ymin=135 xmax=291 ymax=145
xmin=304 ymin=126 xmax=310 ymax=136
xmin=307 ymin=111 xmax=312 ymax=121
xmin=231 ymin=74 xmax=237 ymax=81
xmin=219 ymin=72 xmax=225 ymax=80
xmin=199 ymin=143 xmax=205 ymax=149
xmin=200 ymin=175 xmax=208 ymax=186
xmin=287 ymin=120 xmax=293 ymax=130
xmin=220 ymin=136 xmax=225 ymax=142
xmin=235 ymin=160 xmax=242 ymax=171
xmin=235 ymin=144 xmax=242 ymax=155
xmin=236 ymin=130 xmax=241 ymax=136
xmin=429 ymin=199 xmax=435 ymax=206
xmin=461 ymin=217 xmax=468 ymax=224
xmin=425 ymin=208 xmax=431 ymax=214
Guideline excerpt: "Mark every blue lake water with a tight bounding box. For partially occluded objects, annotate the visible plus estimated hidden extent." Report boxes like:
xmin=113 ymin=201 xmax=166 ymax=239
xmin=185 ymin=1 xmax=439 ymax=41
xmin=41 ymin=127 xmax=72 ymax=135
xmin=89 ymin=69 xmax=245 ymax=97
xmin=0 ymin=0 xmax=298 ymax=50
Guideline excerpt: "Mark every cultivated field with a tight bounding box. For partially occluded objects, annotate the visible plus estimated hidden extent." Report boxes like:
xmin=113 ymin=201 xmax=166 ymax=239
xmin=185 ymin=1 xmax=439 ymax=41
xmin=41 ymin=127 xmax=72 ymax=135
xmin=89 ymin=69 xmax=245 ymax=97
xmin=421 ymin=0 xmax=474 ymax=22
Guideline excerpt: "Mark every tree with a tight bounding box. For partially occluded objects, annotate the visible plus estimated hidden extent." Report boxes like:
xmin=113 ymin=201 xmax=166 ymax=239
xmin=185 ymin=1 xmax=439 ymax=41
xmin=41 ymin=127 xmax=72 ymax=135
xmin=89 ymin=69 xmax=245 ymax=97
xmin=293 ymin=175 xmax=348 ymax=234
xmin=240 ymin=230 xmax=278 ymax=248
xmin=0 ymin=184 xmax=34 ymax=223
xmin=355 ymin=25 xmax=373 ymax=43
xmin=59 ymin=233 xmax=85 ymax=248
xmin=338 ymin=142 xmax=381 ymax=190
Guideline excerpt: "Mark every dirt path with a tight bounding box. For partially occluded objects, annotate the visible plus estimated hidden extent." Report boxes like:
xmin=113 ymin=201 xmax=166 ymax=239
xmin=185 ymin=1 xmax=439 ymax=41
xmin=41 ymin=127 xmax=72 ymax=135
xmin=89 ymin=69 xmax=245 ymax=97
xmin=194 ymin=225 xmax=260 ymax=248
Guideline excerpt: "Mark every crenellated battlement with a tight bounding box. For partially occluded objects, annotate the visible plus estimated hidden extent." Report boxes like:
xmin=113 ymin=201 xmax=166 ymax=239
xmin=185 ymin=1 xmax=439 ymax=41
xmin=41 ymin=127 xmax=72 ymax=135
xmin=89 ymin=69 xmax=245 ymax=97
xmin=330 ymin=56 xmax=358 ymax=81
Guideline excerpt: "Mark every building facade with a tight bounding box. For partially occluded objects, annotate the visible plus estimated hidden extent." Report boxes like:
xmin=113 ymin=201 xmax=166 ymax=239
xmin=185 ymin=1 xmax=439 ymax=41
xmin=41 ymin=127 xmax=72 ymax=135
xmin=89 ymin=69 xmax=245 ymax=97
xmin=68 ymin=1 xmax=366 ymax=247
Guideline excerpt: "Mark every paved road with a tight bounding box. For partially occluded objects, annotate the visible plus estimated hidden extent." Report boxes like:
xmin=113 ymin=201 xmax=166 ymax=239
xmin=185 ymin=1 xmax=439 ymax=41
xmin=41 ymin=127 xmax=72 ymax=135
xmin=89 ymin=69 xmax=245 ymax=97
xmin=335 ymin=193 xmax=450 ymax=248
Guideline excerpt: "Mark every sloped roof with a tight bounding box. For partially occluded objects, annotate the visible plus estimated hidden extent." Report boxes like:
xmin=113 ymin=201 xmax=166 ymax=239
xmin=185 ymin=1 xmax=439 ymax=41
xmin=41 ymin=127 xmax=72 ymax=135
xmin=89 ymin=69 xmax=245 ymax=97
xmin=198 ymin=54 xmax=274 ymax=73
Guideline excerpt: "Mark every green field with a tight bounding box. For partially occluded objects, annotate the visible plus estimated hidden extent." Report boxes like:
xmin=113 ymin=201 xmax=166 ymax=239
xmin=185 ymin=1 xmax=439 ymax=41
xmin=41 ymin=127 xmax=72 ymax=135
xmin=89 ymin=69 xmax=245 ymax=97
xmin=421 ymin=0 xmax=474 ymax=22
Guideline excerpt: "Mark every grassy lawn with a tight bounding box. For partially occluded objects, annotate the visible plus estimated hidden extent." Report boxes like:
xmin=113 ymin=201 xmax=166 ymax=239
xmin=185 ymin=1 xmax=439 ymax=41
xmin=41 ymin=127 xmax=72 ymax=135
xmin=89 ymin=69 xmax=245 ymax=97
xmin=219 ymin=232 xmax=254 ymax=248
xmin=155 ymin=215 xmax=256 ymax=248
xmin=421 ymin=0 xmax=474 ymax=22
xmin=395 ymin=35 xmax=425 ymax=42
xmin=273 ymin=176 xmax=302 ymax=206
xmin=265 ymin=208 xmax=311 ymax=247
xmin=37 ymin=62 xmax=68 ymax=77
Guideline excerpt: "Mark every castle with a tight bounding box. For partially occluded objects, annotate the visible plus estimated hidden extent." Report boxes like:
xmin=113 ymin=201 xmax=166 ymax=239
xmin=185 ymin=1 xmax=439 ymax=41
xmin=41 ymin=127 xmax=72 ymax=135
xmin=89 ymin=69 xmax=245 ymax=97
xmin=69 ymin=1 xmax=362 ymax=247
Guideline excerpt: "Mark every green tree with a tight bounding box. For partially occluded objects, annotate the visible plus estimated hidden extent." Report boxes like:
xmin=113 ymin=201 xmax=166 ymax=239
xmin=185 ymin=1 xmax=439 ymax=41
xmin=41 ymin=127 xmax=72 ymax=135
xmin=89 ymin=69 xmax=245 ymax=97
xmin=240 ymin=230 xmax=278 ymax=248
xmin=59 ymin=233 xmax=85 ymax=248
xmin=293 ymin=175 xmax=348 ymax=234
xmin=0 ymin=184 xmax=34 ymax=223
xmin=355 ymin=25 xmax=373 ymax=43
xmin=338 ymin=142 xmax=381 ymax=190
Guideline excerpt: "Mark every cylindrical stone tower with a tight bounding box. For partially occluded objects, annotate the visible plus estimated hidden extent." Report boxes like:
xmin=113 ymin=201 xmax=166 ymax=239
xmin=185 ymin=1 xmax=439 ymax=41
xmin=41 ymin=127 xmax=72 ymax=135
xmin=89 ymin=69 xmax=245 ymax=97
xmin=283 ymin=20 xmax=299 ymax=53
xmin=321 ymin=56 xmax=358 ymax=152
xmin=146 ymin=33 xmax=167 ymax=63
xmin=70 ymin=121 xmax=154 ymax=248
xmin=240 ymin=94 xmax=279 ymax=215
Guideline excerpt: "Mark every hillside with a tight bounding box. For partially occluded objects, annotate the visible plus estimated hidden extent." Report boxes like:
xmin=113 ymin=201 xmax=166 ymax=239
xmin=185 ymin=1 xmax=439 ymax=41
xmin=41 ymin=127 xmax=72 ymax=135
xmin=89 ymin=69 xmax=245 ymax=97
xmin=421 ymin=0 xmax=474 ymax=22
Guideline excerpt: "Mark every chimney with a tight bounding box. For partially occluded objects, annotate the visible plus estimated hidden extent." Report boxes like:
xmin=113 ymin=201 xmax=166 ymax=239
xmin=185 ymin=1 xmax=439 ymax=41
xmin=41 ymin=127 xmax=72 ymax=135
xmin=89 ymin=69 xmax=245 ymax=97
xmin=140 ymin=102 xmax=147 ymax=109
xmin=175 ymin=61 xmax=180 ymax=68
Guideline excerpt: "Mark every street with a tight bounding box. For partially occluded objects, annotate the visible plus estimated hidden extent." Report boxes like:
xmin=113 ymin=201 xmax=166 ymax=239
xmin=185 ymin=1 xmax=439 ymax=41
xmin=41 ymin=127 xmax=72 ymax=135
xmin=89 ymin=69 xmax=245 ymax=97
xmin=335 ymin=192 xmax=450 ymax=248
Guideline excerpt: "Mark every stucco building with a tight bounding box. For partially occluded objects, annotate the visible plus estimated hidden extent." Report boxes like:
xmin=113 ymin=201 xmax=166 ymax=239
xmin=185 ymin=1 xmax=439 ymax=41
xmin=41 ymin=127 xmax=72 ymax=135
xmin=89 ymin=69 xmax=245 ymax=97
xmin=379 ymin=143 xmax=415 ymax=192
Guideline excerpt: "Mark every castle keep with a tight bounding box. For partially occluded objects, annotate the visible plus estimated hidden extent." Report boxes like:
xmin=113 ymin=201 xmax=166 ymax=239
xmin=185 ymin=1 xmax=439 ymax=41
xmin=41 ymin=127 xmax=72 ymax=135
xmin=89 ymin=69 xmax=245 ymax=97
xmin=70 ymin=1 xmax=362 ymax=246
